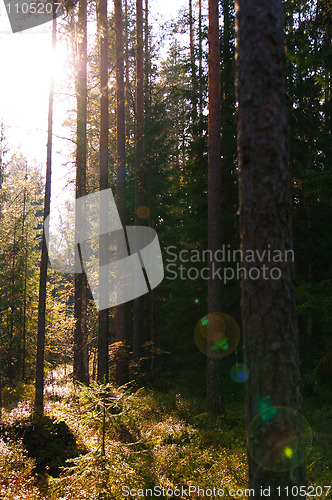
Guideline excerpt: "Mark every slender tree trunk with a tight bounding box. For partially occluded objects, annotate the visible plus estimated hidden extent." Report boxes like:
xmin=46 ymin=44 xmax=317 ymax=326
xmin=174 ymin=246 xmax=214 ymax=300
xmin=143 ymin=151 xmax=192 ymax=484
xmin=124 ymin=0 xmax=131 ymax=152
xmin=0 ymin=122 xmax=4 ymax=191
xmin=74 ymin=0 xmax=89 ymax=385
xmin=115 ymin=0 xmax=129 ymax=386
xmin=124 ymin=0 xmax=129 ymax=102
xmin=34 ymin=6 xmax=56 ymax=416
xmin=305 ymin=196 xmax=313 ymax=345
xmin=189 ymin=0 xmax=197 ymax=130
xmin=144 ymin=0 xmax=155 ymax=381
xmin=133 ymin=0 xmax=145 ymax=363
xmin=149 ymin=288 xmax=155 ymax=382
xmin=220 ymin=0 xmax=237 ymax=247
xmin=22 ymin=165 xmax=28 ymax=382
xmin=92 ymin=345 xmax=97 ymax=381
xmin=10 ymin=226 xmax=16 ymax=340
xmin=198 ymin=0 xmax=203 ymax=122
xmin=0 ymin=360 xmax=2 ymax=420
xmin=22 ymin=232 xmax=28 ymax=382
xmin=97 ymin=0 xmax=109 ymax=383
xmin=206 ymin=0 xmax=223 ymax=415
xmin=236 ymin=0 xmax=305 ymax=495
xmin=144 ymin=0 xmax=149 ymax=104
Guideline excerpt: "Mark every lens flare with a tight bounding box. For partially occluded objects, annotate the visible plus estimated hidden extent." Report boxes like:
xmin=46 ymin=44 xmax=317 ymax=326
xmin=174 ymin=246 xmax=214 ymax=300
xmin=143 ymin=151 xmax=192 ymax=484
xmin=137 ymin=206 xmax=150 ymax=219
xmin=247 ymin=406 xmax=312 ymax=472
xmin=201 ymin=316 xmax=210 ymax=327
xmin=212 ymin=337 xmax=229 ymax=350
xmin=230 ymin=363 xmax=249 ymax=383
xmin=283 ymin=446 xmax=293 ymax=459
xmin=194 ymin=312 xmax=240 ymax=358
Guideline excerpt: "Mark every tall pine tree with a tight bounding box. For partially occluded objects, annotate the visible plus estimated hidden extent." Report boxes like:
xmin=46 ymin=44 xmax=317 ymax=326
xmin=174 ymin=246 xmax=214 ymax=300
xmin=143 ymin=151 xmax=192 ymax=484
xmin=236 ymin=0 xmax=305 ymax=495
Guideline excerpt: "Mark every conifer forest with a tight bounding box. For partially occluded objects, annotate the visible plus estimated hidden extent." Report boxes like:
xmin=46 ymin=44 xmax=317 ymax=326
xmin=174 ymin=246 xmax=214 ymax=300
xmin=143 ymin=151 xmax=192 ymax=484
xmin=0 ymin=0 xmax=331 ymax=498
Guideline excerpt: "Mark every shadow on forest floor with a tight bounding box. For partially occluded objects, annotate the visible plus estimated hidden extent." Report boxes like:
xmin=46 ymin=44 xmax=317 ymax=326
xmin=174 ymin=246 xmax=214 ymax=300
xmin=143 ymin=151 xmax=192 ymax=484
xmin=0 ymin=364 xmax=331 ymax=499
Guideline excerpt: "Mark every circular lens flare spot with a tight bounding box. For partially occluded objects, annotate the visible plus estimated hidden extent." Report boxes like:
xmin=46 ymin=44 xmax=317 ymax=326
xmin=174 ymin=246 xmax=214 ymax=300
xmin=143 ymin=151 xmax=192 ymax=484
xmin=247 ymin=406 xmax=312 ymax=472
xmin=230 ymin=363 xmax=249 ymax=383
xmin=137 ymin=205 xmax=150 ymax=219
xmin=283 ymin=446 xmax=293 ymax=459
xmin=194 ymin=312 xmax=240 ymax=358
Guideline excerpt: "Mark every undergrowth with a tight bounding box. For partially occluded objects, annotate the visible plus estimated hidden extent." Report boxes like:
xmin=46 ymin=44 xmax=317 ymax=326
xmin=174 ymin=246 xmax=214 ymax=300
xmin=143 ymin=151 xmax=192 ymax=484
xmin=0 ymin=365 xmax=330 ymax=499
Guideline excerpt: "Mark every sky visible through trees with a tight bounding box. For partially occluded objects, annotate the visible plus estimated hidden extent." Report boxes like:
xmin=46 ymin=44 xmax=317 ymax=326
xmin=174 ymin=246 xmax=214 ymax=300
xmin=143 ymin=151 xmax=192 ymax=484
xmin=0 ymin=0 xmax=331 ymax=497
xmin=0 ymin=0 xmax=197 ymax=214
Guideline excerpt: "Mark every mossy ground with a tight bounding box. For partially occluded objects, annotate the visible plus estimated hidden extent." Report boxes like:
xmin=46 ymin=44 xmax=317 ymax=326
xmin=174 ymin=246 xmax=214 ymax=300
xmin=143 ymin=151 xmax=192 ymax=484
xmin=0 ymin=365 xmax=330 ymax=499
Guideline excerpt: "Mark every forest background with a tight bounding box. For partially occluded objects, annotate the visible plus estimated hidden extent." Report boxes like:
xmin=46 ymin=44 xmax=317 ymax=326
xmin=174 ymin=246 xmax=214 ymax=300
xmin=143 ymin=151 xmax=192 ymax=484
xmin=0 ymin=0 xmax=331 ymax=498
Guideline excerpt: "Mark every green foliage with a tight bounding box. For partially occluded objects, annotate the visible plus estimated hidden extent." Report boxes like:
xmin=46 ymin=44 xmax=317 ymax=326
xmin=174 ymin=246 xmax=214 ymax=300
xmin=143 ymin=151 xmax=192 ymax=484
xmin=285 ymin=0 xmax=332 ymax=373
xmin=0 ymin=364 xmax=330 ymax=498
xmin=77 ymin=382 xmax=137 ymax=452
xmin=0 ymin=152 xmax=44 ymax=384
xmin=0 ymin=438 xmax=41 ymax=499
xmin=43 ymin=376 xmax=248 ymax=499
xmin=0 ymin=0 xmax=331 ymax=496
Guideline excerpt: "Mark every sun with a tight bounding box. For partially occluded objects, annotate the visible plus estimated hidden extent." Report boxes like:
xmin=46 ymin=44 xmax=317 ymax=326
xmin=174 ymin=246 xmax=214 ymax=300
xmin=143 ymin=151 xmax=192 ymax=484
xmin=0 ymin=18 xmax=70 ymax=158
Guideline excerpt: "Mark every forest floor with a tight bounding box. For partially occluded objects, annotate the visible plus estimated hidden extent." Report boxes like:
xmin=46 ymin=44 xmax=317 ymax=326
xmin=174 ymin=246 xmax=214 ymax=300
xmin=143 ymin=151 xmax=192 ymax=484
xmin=0 ymin=365 xmax=331 ymax=499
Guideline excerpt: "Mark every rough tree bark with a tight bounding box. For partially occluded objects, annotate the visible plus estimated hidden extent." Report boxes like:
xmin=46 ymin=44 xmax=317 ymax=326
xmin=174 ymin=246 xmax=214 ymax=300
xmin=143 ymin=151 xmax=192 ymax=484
xmin=133 ymin=0 xmax=145 ymax=363
xmin=206 ymin=0 xmax=223 ymax=415
xmin=114 ymin=0 xmax=129 ymax=386
xmin=97 ymin=0 xmax=109 ymax=383
xmin=74 ymin=0 xmax=89 ymax=385
xmin=236 ymin=0 xmax=305 ymax=496
xmin=220 ymin=0 xmax=237 ymax=248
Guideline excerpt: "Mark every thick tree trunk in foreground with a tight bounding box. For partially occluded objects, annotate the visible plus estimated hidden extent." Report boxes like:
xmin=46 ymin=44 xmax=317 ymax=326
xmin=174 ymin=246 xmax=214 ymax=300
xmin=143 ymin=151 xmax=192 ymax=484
xmin=74 ymin=0 xmax=89 ymax=385
xmin=97 ymin=0 xmax=109 ymax=383
xmin=114 ymin=0 xmax=129 ymax=386
xmin=34 ymin=8 xmax=56 ymax=416
xmin=236 ymin=0 xmax=305 ymax=496
xmin=206 ymin=0 xmax=223 ymax=415
xmin=133 ymin=0 xmax=145 ymax=363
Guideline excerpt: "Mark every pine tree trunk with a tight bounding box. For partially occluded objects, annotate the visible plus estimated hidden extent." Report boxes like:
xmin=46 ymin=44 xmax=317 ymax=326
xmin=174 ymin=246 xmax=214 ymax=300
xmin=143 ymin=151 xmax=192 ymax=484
xmin=124 ymin=0 xmax=129 ymax=99
xmin=236 ymin=0 xmax=305 ymax=495
xmin=0 ymin=123 xmax=4 ymax=191
xmin=10 ymin=227 xmax=15 ymax=340
xmin=220 ymin=0 xmax=237 ymax=247
xmin=144 ymin=0 xmax=149 ymax=105
xmin=189 ymin=0 xmax=197 ymax=130
xmin=114 ymin=0 xmax=129 ymax=386
xmin=145 ymin=0 xmax=155 ymax=381
xmin=0 ymin=360 xmax=2 ymax=419
xmin=206 ymin=0 xmax=223 ymax=415
xmin=74 ymin=0 xmax=89 ymax=385
xmin=133 ymin=0 xmax=145 ymax=363
xmin=34 ymin=6 xmax=56 ymax=416
xmin=21 ymin=162 xmax=28 ymax=383
xmin=198 ymin=0 xmax=203 ymax=122
xmin=97 ymin=0 xmax=109 ymax=383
